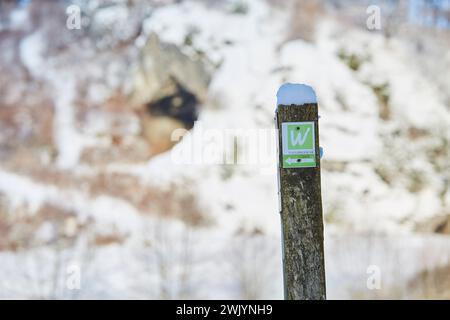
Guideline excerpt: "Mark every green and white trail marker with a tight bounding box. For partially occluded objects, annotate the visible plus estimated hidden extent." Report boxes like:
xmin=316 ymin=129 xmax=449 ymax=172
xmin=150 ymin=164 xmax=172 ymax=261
xmin=281 ymin=121 xmax=316 ymax=168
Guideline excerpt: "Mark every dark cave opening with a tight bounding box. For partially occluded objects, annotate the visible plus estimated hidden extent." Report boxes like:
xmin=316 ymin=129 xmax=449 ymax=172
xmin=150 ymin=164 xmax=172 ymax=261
xmin=146 ymin=82 xmax=199 ymax=130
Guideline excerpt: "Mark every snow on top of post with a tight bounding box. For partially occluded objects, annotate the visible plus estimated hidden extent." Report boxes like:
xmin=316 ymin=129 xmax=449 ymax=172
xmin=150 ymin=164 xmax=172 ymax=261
xmin=276 ymin=83 xmax=317 ymax=107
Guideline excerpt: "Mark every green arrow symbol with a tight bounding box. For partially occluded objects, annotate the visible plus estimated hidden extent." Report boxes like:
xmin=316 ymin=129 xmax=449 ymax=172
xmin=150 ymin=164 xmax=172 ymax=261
xmin=285 ymin=157 xmax=299 ymax=165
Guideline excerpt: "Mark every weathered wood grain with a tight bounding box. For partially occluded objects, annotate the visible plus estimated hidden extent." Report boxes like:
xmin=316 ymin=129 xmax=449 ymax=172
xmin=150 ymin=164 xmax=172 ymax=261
xmin=276 ymin=103 xmax=326 ymax=300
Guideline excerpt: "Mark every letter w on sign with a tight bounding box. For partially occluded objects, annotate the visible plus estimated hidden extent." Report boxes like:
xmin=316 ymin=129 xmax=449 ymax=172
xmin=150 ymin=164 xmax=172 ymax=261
xmin=290 ymin=127 xmax=310 ymax=146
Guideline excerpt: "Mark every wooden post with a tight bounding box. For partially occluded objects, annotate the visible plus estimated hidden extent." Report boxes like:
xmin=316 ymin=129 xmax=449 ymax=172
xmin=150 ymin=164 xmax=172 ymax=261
xmin=276 ymin=85 xmax=326 ymax=300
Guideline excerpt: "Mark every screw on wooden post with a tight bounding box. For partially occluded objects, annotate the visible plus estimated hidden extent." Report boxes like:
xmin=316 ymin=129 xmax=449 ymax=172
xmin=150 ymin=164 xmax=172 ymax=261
xmin=275 ymin=83 xmax=326 ymax=300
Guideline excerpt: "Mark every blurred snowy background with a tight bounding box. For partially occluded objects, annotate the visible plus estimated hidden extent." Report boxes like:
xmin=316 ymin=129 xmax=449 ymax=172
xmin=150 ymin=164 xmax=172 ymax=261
xmin=0 ymin=0 xmax=449 ymax=299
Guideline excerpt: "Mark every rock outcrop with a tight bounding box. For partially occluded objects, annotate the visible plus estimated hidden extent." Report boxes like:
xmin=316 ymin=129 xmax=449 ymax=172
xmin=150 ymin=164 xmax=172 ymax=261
xmin=132 ymin=33 xmax=212 ymax=154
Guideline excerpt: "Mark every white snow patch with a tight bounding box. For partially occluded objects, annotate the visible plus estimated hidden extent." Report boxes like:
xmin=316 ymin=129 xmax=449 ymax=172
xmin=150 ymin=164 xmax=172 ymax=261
xmin=19 ymin=32 xmax=46 ymax=77
xmin=0 ymin=170 xmax=56 ymax=212
xmin=51 ymin=76 xmax=85 ymax=169
xmin=0 ymin=169 xmax=141 ymax=235
xmin=276 ymin=83 xmax=317 ymax=107
xmin=10 ymin=8 xmax=29 ymax=30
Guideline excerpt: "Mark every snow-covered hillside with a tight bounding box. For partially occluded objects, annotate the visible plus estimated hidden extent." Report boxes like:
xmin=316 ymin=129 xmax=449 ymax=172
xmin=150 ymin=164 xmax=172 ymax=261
xmin=143 ymin=0 xmax=449 ymax=234
xmin=0 ymin=0 xmax=449 ymax=299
